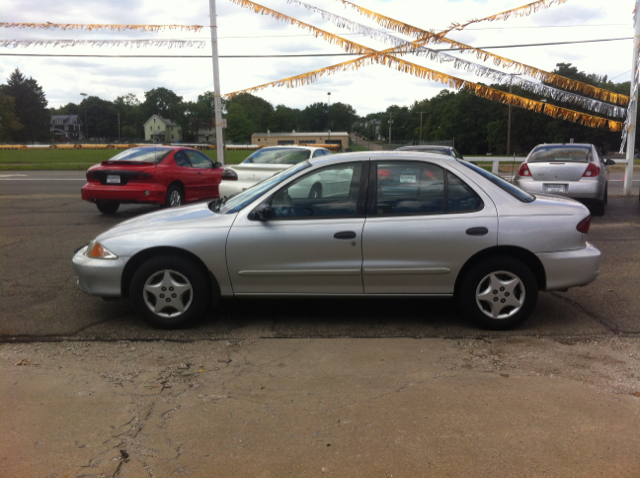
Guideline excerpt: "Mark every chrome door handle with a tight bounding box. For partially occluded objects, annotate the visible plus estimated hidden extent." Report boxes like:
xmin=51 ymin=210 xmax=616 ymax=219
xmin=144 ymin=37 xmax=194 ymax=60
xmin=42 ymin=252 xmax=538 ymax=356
xmin=334 ymin=231 xmax=356 ymax=239
xmin=466 ymin=227 xmax=488 ymax=236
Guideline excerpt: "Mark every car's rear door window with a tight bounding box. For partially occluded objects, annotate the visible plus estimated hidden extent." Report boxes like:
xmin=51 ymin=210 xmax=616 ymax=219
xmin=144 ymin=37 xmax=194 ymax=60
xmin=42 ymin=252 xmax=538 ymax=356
xmin=372 ymin=161 xmax=483 ymax=216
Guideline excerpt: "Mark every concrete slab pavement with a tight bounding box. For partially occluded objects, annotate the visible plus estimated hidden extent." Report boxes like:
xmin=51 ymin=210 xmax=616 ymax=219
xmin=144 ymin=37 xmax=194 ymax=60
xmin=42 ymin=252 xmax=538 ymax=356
xmin=1 ymin=338 xmax=639 ymax=477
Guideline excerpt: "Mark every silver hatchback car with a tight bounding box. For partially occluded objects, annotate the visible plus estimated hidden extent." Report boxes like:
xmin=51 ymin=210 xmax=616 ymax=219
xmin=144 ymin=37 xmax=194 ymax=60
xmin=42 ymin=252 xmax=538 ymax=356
xmin=73 ymin=152 xmax=601 ymax=330
xmin=514 ymin=143 xmax=615 ymax=215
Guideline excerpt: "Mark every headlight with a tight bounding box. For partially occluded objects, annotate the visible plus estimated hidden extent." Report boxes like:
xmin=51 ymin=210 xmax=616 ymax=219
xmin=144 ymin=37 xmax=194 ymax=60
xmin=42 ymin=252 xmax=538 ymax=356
xmin=86 ymin=239 xmax=118 ymax=259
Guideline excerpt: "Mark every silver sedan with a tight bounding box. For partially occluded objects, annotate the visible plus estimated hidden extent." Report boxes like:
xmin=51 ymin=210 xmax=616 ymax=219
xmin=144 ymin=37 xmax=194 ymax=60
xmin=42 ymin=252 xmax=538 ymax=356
xmin=514 ymin=143 xmax=615 ymax=216
xmin=72 ymin=152 xmax=601 ymax=330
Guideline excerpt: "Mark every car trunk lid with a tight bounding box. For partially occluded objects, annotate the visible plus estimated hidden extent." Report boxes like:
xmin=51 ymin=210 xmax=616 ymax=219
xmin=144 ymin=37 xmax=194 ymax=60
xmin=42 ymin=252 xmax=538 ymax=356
xmin=527 ymin=162 xmax=587 ymax=182
xmin=228 ymin=163 xmax=290 ymax=183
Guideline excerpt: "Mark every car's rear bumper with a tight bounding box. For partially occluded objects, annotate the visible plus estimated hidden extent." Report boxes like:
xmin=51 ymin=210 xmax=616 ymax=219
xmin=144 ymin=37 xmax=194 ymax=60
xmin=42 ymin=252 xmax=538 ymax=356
xmin=72 ymin=245 xmax=128 ymax=298
xmin=81 ymin=182 xmax=166 ymax=204
xmin=515 ymin=178 xmax=604 ymax=200
xmin=537 ymin=242 xmax=601 ymax=291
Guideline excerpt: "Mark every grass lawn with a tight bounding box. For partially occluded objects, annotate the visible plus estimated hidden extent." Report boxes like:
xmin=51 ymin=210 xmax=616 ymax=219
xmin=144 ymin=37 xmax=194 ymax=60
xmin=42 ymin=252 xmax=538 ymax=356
xmin=0 ymin=148 xmax=253 ymax=170
xmin=349 ymin=144 xmax=370 ymax=152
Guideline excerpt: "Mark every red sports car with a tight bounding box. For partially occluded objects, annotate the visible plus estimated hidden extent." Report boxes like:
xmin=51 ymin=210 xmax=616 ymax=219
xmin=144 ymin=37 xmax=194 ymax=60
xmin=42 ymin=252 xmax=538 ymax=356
xmin=81 ymin=146 xmax=223 ymax=214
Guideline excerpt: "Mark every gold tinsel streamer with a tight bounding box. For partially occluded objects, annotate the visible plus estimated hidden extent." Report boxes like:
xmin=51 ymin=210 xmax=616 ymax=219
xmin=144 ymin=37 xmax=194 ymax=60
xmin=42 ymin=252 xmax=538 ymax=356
xmin=228 ymin=0 xmax=380 ymax=56
xmin=226 ymin=55 xmax=622 ymax=131
xmin=0 ymin=22 xmax=203 ymax=32
xmin=335 ymin=0 xmax=629 ymax=106
xmin=437 ymin=0 xmax=570 ymax=38
xmin=224 ymin=4 xmax=622 ymax=132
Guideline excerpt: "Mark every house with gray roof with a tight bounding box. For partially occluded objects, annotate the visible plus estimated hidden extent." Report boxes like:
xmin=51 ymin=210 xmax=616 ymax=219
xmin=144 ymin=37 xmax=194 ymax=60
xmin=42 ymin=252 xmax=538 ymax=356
xmin=50 ymin=115 xmax=83 ymax=141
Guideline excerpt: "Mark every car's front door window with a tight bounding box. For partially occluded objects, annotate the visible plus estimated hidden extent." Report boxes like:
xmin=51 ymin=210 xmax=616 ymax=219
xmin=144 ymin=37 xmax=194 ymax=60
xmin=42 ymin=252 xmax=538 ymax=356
xmin=268 ymin=162 xmax=364 ymax=219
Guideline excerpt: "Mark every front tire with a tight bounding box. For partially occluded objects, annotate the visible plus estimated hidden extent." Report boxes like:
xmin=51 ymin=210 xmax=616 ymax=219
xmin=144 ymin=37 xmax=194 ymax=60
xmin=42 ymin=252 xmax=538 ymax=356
xmin=96 ymin=201 xmax=119 ymax=214
xmin=130 ymin=255 xmax=210 ymax=328
xmin=165 ymin=184 xmax=184 ymax=207
xmin=459 ymin=256 xmax=538 ymax=330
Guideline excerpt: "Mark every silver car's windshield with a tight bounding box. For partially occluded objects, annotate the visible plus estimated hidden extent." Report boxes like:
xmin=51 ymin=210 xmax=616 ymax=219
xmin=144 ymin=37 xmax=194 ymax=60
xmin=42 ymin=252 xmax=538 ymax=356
xmin=216 ymin=161 xmax=312 ymax=214
xmin=528 ymin=146 xmax=590 ymax=163
xmin=243 ymin=147 xmax=312 ymax=164
xmin=107 ymin=147 xmax=172 ymax=163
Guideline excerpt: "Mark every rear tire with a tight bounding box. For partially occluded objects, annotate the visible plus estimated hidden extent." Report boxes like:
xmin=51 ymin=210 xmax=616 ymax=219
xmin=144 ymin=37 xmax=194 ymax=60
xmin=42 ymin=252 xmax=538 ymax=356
xmin=591 ymin=184 xmax=607 ymax=216
xmin=459 ymin=256 xmax=538 ymax=330
xmin=165 ymin=184 xmax=184 ymax=207
xmin=96 ymin=201 xmax=119 ymax=214
xmin=130 ymin=255 xmax=210 ymax=329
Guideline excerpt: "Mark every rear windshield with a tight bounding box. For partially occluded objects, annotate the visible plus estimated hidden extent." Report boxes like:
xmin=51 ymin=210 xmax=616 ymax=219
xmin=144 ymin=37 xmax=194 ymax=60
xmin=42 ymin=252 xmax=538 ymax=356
xmin=397 ymin=146 xmax=452 ymax=156
xmin=460 ymin=161 xmax=535 ymax=203
xmin=528 ymin=146 xmax=590 ymax=163
xmin=243 ymin=148 xmax=311 ymax=165
xmin=108 ymin=147 xmax=172 ymax=164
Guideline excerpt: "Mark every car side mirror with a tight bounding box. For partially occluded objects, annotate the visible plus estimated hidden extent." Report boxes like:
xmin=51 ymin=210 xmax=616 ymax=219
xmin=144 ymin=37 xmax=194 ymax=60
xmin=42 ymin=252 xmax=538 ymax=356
xmin=256 ymin=203 xmax=273 ymax=221
xmin=605 ymin=159 xmax=616 ymax=166
xmin=214 ymin=162 xmax=223 ymax=168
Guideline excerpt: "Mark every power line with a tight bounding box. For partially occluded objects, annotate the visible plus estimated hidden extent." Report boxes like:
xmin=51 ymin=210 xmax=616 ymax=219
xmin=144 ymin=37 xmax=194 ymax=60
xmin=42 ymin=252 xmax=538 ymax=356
xmin=0 ymin=37 xmax=631 ymax=59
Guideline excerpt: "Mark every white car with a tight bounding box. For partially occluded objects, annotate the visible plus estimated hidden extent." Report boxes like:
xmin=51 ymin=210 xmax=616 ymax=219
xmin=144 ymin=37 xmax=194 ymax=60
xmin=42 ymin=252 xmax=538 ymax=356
xmin=219 ymin=145 xmax=332 ymax=197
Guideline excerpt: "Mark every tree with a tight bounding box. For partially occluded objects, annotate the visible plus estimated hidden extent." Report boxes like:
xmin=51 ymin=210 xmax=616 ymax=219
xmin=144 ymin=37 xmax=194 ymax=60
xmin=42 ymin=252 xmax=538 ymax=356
xmin=223 ymin=93 xmax=274 ymax=143
xmin=0 ymin=92 xmax=24 ymax=142
xmin=141 ymin=87 xmax=184 ymax=122
xmin=114 ymin=93 xmax=142 ymax=141
xmin=0 ymin=69 xmax=49 ymax=142
xmin=299 ymin=102 xmax=329 ymax=132
xmin=270 ymin=104 xmax=300 ymax=132
xmin=81 ymin=96 xmax=120 ymax=140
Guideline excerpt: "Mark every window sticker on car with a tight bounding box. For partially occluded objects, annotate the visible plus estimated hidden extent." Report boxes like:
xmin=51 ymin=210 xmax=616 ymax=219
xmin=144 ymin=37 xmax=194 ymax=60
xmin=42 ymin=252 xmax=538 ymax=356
xmin=400 ymin=174 xmax=417 ymax=183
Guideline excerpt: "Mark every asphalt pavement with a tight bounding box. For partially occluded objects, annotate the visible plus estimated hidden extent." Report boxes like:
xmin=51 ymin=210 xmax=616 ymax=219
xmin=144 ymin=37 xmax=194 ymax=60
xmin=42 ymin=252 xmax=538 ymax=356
xmin=0 ymin=170 xmax=639 ymax=341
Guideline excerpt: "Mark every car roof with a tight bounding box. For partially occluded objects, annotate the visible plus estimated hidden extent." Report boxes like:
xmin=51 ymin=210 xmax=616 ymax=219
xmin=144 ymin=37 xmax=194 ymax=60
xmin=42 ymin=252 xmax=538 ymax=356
xmin=307 ymin=150 xmax=454 ymax=168
xmin=257 ymin=145 xmax=328 ymax=151
xmin=532 ymin=143 xmax=593 ymax=149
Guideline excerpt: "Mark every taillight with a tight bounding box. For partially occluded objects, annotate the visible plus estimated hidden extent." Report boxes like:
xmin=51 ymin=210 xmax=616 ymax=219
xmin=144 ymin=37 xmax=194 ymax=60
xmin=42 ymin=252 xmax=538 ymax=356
xmin=576 ymin=215 xmax=591 ymax=234
xmin=86 ymin=170 xmax=99 ymax=181
xmin=582 ymin=163 xmax=600 ymax=177
xmin=222 ymin=168 xmax=238 ymax=181
xmin=518 ymin=163 xmax=531 ymax=177
xmin=134 ymin=172 xmax=153 ymax=180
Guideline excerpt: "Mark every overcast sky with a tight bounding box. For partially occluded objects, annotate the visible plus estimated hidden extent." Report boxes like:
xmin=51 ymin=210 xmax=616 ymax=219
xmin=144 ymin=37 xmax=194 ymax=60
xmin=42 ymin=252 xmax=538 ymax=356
xmin=0 ymin=0 xmax=635 ymax=116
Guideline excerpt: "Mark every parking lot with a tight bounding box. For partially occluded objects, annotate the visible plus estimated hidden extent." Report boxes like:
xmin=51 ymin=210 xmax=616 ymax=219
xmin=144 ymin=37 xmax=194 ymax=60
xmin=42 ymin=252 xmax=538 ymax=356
xmin=1 ymin=170 xmax=640 ymax=477
xmin=1 ymin=170 xmax=639 ymax=341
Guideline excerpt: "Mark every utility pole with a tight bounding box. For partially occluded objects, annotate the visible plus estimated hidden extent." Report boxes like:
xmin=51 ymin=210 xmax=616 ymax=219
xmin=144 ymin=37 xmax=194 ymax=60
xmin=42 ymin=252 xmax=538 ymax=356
xmin=327 ymin=92 xmax=331 ymax=144
xmin=623 ymin=15 xmax=640 ymax=195
xmin=80 ymin=92 xmax=88 ymax=140
xmin=417 ymin=111 xmax=426 ymax=144
xmin=209 ymin=0 xmax=225 ymax=165
xmin=388 ymin=113 xmax=392 ymax=147
xmin=506 ymin=74 xmax=521 ymax=157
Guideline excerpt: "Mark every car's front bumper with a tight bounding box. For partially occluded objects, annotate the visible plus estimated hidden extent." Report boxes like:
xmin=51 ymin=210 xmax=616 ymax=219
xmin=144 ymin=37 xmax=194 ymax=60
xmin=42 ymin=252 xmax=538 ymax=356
xmin=81 ymin=182 xmax=166 ymax=205
xmin=72 ymin=245 xmax=129 ymax=298
xmin=537 ymin=242 xmax=601 ymax=291
xmin=515 ymin=178 xmax=604 ymax=201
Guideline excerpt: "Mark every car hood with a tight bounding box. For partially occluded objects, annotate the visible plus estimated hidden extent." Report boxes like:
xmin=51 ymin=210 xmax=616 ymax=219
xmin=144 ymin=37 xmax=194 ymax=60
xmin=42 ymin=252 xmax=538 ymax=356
xmin=97 ymin=201 xmax=233 ymax=242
